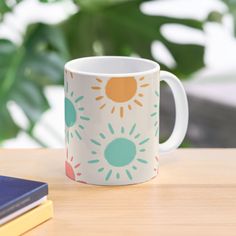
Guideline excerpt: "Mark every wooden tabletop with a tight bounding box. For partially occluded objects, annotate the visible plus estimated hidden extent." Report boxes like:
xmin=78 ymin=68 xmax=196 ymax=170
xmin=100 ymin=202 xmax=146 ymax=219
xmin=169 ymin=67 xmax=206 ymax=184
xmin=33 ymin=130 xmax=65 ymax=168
xmin=0 ymin=149 xmax=236 ymax=236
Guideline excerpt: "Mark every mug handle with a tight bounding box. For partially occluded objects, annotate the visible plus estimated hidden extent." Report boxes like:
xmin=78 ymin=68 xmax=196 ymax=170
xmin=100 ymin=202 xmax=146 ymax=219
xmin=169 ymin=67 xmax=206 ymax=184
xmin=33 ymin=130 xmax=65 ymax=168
xmin=159 ymin=71 xmax=189 ymax=153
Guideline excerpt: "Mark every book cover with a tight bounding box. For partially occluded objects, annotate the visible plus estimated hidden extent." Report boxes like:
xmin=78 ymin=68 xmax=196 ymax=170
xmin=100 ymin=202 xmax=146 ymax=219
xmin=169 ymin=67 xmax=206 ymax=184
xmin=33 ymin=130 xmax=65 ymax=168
xmin=0 ymin=200 xmax=53 ymax=236
xmin=0 ymin=175 xmax=48 ymax=219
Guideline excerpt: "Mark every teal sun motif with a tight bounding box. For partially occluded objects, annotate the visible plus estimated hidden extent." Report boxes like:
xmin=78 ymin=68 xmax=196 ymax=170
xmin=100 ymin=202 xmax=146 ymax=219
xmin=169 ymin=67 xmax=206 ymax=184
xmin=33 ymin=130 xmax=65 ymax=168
xmin=151 ymin=90 xmax=159 ymax=137
xmin=88 ymin=123 xmax=150 ymax=181
xmin=65 ymin=80 xmax=90 ymax=143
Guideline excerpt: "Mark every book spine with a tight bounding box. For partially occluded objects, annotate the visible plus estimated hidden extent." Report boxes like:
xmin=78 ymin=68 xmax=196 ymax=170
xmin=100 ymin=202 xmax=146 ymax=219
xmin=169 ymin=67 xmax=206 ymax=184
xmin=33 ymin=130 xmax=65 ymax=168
xmin=0 ymin=184 xmax=48 ymax=219
xmin=0 ymin=200 xmax=53 ymax=236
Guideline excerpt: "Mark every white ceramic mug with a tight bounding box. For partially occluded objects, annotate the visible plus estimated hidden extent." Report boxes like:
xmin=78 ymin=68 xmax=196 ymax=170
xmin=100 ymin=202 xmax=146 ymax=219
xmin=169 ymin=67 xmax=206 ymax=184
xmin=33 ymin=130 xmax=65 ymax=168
xmin=64 ymin=56 xmax=188 ymax=185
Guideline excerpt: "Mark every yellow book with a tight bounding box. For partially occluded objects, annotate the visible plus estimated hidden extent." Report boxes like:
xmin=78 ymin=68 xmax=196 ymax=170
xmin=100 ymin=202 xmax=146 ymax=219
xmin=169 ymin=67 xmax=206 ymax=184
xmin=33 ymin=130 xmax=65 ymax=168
xmin=0 ymin=200 xmax=53 ymax=236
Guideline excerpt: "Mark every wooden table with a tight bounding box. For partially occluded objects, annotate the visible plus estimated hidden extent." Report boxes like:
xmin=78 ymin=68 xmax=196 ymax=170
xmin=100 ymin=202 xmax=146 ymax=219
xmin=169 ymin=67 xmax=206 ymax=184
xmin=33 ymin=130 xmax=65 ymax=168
xmin=0 ymin=149 xmax=236 ymax=236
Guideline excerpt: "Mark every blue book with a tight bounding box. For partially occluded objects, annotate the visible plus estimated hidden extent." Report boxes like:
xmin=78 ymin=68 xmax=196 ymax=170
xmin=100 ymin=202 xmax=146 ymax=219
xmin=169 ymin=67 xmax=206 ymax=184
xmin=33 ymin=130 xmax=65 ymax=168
xmin=0 ymin=176 xmax=48 ymax=220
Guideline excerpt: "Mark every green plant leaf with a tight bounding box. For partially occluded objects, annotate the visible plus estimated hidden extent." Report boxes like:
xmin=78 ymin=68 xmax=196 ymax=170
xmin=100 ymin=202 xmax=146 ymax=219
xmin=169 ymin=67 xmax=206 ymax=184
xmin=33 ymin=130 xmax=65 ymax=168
xmin=75 ymin=0 xmax=133 ymax=10
xmin=0 ymin=0 xmax=206 ymax=145
xmin=0 ymin=0 xmax=22 ymax=20
xmin=0 ymin=24 xmax=68 ymax=142
xmin=0 ymin=105 xmax=20 ymax=142
xmin=62 ymin=0 xmax=204 ymax=78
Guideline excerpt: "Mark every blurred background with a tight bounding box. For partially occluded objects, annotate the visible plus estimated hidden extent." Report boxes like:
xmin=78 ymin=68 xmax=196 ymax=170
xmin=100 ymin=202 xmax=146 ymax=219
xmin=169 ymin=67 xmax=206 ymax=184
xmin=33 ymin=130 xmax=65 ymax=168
xmin=0 ymin=0 xmax=235 ymax=148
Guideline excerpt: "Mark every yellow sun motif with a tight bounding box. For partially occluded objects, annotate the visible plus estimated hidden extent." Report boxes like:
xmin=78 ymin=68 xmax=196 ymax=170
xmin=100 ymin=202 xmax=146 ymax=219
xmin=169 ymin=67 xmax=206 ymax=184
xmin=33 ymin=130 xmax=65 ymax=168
xmin=91 ymin=76 xmax=149 ymax=118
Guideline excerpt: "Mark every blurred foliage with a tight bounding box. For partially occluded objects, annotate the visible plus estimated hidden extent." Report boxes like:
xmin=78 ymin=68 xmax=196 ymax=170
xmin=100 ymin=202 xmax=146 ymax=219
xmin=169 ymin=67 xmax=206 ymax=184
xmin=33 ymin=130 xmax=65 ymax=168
xmin=222 ymin=0 xmax=236 ymax=35
xmin=0 ymin=25 xmax=68 ymax=143
xmin=0 ymin=0 xmax=206 ymax=145
xmin=0 ymin=0 xmax=21 ymax=18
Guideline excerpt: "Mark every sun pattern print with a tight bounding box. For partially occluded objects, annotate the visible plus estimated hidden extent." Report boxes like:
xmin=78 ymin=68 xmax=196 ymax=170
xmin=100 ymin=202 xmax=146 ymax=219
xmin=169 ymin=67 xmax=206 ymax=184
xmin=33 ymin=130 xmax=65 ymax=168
xmin=65 ymin=79 xmax=90 ymax=144
xmin=150 ymin=90 xmax=159 ymax=137
xmin=91 ymin=76 xmax=150 ymax=118
xmin=88 ymin=123 xmax=150 ymax=181
xmin=154 ymin=155 xmax=159 ymax=175
xmin=65 ymin=149 xmax=82 ymax=181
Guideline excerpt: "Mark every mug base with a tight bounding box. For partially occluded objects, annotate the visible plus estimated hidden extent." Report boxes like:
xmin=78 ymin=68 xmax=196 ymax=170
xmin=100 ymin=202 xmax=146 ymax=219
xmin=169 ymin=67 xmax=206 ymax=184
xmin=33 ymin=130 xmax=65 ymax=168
xmin=65 ymin=172 xmax=158 ymax=186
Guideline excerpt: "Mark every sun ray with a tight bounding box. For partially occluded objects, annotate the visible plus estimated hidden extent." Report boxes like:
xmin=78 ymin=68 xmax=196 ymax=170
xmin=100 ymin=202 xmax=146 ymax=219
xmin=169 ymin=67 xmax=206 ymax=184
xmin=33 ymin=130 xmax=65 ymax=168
xmin=90 ymin=139 xmax=101 ymax=146
xmin=78 ymin=107 xmax=84 ymax=111
xmin=111 ymin=106 xmax=115 ymax=114
xmin=74 ymin=163 xmax=80 ymax=168
xmin=75 ymin=130 xmax=82 ymax=140
xmin=96 ymin=96 xmax=104 ymax=101
xmin=108 ymin=123 xmax=115 ymax=134
xmin=150 ymin=112 xmax=157 ymax=117
xmin=70 ymin=156 xmax=74 ymax=162
xmin=88 ymin=159 xmax=100 ymax=164
xmin=105 ymin=170 xmax=112 ymax=181
xmin=116 ymin=173 xmax=120 ymax=179
xmin=70 ymin=71 xmax=73 ymax=79
xmin=129 ymin=124 xmax=136 ymax=136
xmin=98 ymin=167 xmax=104 ymax=172
xmin=121 ymin=126 xmax=125 ymax=134
xmin=91 ymin=151 xmax=97 ymax=154
xmin=138 ymin=93 xmax=143 ymax=97
xmin=134 ymin=133 xmax=141 ymax=139
xmin=76 ymin=172 xmax=81 ymax=176
xmin=125 ymin=169 xmax=132 ymax=180
xmin=139 ymin=138 xmax=149 ymax=145
xmin=139 ymin=148 xmax=146 ymax=152
xmin=99 ymin=133 xmax=106 ymax=139
xmin=154 ymin=121 xmax=158 ymax=126
xmin=70 ymin=133 xmax=73 ymax=138
xmin=128 ymin=105 xmax=132 ymax=110
xmin=137 ymin=158 xmax=148 ymax=164
xmin=70 ymin=91 xmax=74 ymax=97
xmin=132 ymin=165 xmax=137 ymax=170
xmin=91 ymin=86 xmax=101 ymax=90
xmin=134 ymin=99 xmax=143 ymax=107
xmin=75 ymin=96 xmax=84 ymax=103
xmin=155 ymin=127 xmax=159 ymax=137
xmin=120 ymin=106 xmax=124 ymax=118
xmin=139 ymin=77 xmax=145 ymax=81
xmin=79 ymin=124 xmax=84 ymax=130
xmin=96 ymin=78 xmax=103 ymax=83
xmin=80 ymin=116 xmax=90 ymax=121
xmin=140 ymin=83 xmax=149 ymax=88
xmin=99 ymin=103 xmax=106 ymax=109
xmin=155 ymin=90 xmax=159 ymax=97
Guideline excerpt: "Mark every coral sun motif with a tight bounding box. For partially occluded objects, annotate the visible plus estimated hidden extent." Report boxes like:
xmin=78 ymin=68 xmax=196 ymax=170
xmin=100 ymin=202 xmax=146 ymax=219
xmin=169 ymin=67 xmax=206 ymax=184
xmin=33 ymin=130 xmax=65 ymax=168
xmin=65 ymin=150 xmax=82 ymax=181
xmin=92 ymin=76 xmax=150 ymax=118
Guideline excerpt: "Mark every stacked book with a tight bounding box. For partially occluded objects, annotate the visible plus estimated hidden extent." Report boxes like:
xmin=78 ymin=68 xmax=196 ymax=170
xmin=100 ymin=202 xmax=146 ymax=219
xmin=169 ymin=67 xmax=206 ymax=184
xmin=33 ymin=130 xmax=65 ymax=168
xmin=0 ymin=175 xmax=53 ymax=235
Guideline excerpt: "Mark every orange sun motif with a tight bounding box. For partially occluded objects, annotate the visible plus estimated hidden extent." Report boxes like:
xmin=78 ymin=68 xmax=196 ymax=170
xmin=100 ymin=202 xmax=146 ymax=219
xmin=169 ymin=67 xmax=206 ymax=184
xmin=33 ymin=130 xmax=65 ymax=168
xmin=92 ymin=76 xmax=149 ymax=118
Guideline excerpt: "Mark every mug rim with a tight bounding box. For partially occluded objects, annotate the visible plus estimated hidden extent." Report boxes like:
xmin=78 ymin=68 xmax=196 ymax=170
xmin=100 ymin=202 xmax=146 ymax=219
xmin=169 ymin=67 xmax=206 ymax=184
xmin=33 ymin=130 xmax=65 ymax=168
xmin=64 ymin=56 xmax=160 ymax=77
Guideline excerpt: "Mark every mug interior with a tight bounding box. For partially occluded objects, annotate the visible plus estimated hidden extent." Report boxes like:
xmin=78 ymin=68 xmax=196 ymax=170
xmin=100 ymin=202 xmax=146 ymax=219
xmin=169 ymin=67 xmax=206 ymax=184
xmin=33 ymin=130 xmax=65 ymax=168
xmin=65 ymin=56 xmax=159 ymax=76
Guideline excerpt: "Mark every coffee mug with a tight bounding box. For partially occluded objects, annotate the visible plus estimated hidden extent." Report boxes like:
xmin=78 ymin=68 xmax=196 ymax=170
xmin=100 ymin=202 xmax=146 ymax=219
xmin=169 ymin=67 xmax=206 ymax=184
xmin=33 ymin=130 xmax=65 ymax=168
xmin=64 ymin=56 xmax=188 ymax=185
